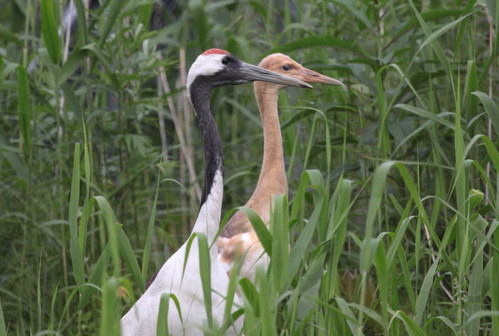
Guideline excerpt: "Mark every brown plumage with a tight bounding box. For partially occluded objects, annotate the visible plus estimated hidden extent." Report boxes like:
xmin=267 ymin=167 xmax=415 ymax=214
xmin=217 ymin=53 xmax=343 ymax=280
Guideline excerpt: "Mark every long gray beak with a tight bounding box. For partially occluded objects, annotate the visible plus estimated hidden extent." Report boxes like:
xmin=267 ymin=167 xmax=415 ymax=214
xmin=301 ymin=69 xmax=343 ymax=86
xmin=240 ymin=62 xmax=313 ymax=88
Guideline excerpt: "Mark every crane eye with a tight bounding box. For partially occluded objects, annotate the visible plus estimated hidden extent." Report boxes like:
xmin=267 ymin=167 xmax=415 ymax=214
xmin=222 ymin=57 xmax=231 ymax=65
xmin=282 ymin=65 xmax=291 ymax=71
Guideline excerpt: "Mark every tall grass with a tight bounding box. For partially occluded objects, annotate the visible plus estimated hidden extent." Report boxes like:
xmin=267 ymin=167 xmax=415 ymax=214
xmin=0 ymin=0 xmax=498 ymax=335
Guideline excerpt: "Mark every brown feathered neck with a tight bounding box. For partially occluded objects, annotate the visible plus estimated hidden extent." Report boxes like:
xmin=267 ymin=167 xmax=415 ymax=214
xmin=249 ymin=82 xmax=287 ymax=205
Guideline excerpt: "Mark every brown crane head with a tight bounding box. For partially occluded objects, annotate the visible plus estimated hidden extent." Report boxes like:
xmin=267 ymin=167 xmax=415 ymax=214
xmin=257 ymin=53 xmax=343 ymax=88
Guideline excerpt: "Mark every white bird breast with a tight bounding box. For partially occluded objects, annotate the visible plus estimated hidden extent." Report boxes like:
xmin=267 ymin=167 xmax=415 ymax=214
xmin=120 ymin=171 xmax=242 ymax=335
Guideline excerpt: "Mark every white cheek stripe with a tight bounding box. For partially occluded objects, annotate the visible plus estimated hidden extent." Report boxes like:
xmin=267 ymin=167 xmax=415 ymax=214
xmin=186 ymin=54 xmax=225 ymax=92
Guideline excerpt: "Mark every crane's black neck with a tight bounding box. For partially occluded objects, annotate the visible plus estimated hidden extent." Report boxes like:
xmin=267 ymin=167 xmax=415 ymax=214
xmin=188 ymin=78 xmax=224 ymax=207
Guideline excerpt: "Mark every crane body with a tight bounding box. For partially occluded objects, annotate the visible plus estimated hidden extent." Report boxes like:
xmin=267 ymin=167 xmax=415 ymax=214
xmin=218 ymin=53 xmax=343 ymax=281
xmin=121 ymin=49 xmax=310 ymax=336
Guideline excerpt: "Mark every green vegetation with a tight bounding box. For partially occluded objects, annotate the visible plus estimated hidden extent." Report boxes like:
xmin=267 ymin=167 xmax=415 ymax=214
xmin=1 ymin=0 xmax=498 ymax=334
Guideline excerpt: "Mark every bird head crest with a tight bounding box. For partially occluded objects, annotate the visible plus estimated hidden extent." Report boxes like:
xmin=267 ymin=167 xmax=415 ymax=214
xmin=202 ymin=49 xmax=230 ymax=56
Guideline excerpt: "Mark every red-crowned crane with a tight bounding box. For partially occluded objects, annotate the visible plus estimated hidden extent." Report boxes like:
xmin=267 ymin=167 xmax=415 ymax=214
xmin=217 ymin=53 xmax=343 ymax=281
xmin=120 ymin=49 xmax=311 ymax=336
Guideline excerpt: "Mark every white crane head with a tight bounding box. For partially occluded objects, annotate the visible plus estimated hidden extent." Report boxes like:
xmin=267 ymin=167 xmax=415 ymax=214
xmin=186 ymin=49 xmax=312 ymax=100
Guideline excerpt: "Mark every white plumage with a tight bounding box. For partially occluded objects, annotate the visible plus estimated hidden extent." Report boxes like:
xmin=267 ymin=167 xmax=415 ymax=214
xmin=121 ymin=172 xmax=241 ymax=335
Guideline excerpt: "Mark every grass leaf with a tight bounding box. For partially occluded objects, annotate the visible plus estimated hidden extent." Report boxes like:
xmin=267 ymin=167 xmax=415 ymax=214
xmin=472 ymin=91 xmax=499 ymax=138
xmin=98 ymin=0 xmax=124 ymax=48
xmin=239 ymin=207 xmax=273 ymax=256
xmin=391 ymin=309 xmax=428 ymax=336
xmin=196 ymin=233 xmax=213 ymax=329
xmin=69 ymin=143 xmax=84 ymax=286
xmin=40 ymin=0 xmax=61 ymax=64
xmin=156 ymin=293 xmax=170 ymax=336
xmin=16 ymin=66 xmax=30 ymax=155
xmin=0 ymin=299 xmax=6 ymax=336
xmin=141 ymin=173 xmax=160 ymax=282
xmin=99 ymin=278 xmax=121 ymax=336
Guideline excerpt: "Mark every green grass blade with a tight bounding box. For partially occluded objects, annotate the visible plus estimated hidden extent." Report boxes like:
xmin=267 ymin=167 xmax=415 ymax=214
xmin=58 ymin=50 xmax=89 ymax=86
xmin=36 ymin=254 xmax=42 ymax=331
xmin=40 ymin=0 xmax=61 ymax=64
xmin=376 ymin=65 xmax=390 ymax=157
xmin=239 ymin=207 xmax=272 ymax=256
xmin=395 ymin=163 xmax=430 ymax=226
xmin=99 ymin=277 xmax=121 ymax=336
xmin=142 ymin=172 xmax=160 ymax=282
xmin=79 ymin=122 xmax=91 ymax=253
xmin=472 ymin=91 xmax=499 ymax=138
xmin=410 ymin=0 xmax=475 ymax=86
xmin=296 ymin=252 xmax=325 ymax=293
xmin=118 ymin=229 xmax=145 ymax=291
xmin=336 ymin=298 xmax=362 ymax=336
xmin=60 ymin=82 xmax=84 ymax=127
xmin=156 ymin=293 xmax=170 ymax=336
xmin=394 ymin=104 xmax=454 ymax=130
xmin=465 ymin=224 xmax=484 ymax=336
xmin=481 ymin=136 xmax=499 ymax=173
xmin=79 ymin=243 xmax=110 ymax=309
xmin=361 ymin=161 xmax=394 ymax=272
xmin=82 ymin=43 xmax=120 ymax=88
xmin=466 ymin=311 xmax=499 ymax=328
xmin=98 ymin=0 xmax=124 ymax=48
xmin=397 ymin=245 xmax=416 ymax=313
xmin=0 ymin=131 xmax=29 ymax=181
xmin=16 ymin=66 xmax=30 ymax=155
xmin=240 ymin=278 xmax=259 ymax=335
xmin=94 ymin=196 xmax=121 ymax=276
xmin=239 ymin=278 xmax=260 ymax=317
xmin=492 ymin=222 xmax=499 ymax=334
xmin=69 ymin=143 xmax=84 ymax=286
xmin=168 ymin=294 xmax=183 ymax=326
xmin=73 ymin=0 xmax=88 ymax=45
xmin=326 ymin=179 xmax=352 ymax=299
xmin=464 ymin=61 xmax=478 ymax=117
xmin=270 ymin=194 xmax=289 ymax=293
xmin=386 ymin=8 xmax=465 ymax=49
xmin=196 ymin=233 xmax=213 ymax=329
xmin=0 ymin=61 xmax=17 ymax=84
xmin=288 ymin=189 xmax=323 ymax=280
xmin=0 ymin=23 xmax=22 ymax=46
xmin=414 ymin=10 xmax=477 ymax=61
xmin=0 ymin=299 xmax=6 ymax=336
xmin=256 ymin=268 xmax=277 ymax=336
xmin=330 ymin=0 xmax=373 ymax=30
xmin=374 ymin=241 xmax=388 ymax=324
xmin=415 ymin=259 xmax=438 ymax=325
xmin=222 ymin=258 xmax=242 ymax=333
xmin=182 ymin=234 xmax=198 ymax=280
xmin=391 ymin=310 xmax=428 ymax=336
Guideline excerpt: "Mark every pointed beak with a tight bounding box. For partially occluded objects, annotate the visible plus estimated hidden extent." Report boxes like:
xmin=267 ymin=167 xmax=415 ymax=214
xmin=239 ymin=62 xmax=312 ymax=88
xmin=299 ymin=68 xmax=343 ymax=86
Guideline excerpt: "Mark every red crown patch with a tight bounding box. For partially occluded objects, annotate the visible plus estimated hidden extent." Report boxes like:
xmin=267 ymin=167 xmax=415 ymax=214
xmin=202 ymin=48 xmax=230 ymax=56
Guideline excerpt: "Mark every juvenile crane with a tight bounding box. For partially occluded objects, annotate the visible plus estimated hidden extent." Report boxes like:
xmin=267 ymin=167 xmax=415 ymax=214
xmin=218 ymin=53 xmax=343 ymax=280
xmin=120 ymin=49 xmax=311 ymax=336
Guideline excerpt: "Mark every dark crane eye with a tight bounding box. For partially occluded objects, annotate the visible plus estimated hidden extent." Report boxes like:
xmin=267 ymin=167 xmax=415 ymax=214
xmin=282 ymin=65 xmax=291 ymax=71
xmin=222 ymin=57 xmax=231 ymax=65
